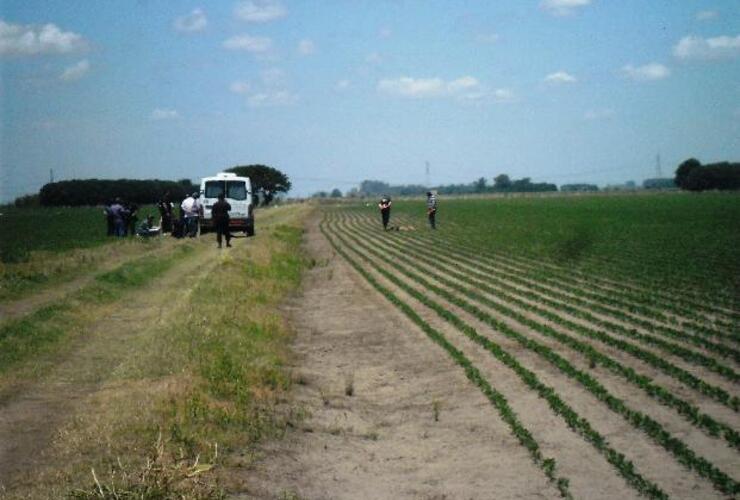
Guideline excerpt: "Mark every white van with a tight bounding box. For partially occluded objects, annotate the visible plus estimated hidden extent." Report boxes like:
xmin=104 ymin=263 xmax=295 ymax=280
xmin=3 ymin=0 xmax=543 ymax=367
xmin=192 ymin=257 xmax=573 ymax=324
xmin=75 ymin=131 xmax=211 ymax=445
xmin=199 ymin=172 xmax=255 ymax=236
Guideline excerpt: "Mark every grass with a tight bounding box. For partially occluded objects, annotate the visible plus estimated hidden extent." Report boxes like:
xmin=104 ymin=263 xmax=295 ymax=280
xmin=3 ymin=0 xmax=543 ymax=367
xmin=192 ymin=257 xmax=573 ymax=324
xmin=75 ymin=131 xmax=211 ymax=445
xmin=0 ymin=205 xmax=159 ymax=263
xmin=0 ymin=244 xmax=195 ymax=376
xmin=0 ymin=205 xmax=163 ymax=301
xmin=45 ymin=207 xmax=311 ymax=498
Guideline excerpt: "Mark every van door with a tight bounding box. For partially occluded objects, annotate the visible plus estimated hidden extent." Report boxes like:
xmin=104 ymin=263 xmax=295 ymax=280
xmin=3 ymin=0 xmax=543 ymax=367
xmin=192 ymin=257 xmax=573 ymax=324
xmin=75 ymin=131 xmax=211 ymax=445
xmin=226 ymin=180 xmax=249 ymax=220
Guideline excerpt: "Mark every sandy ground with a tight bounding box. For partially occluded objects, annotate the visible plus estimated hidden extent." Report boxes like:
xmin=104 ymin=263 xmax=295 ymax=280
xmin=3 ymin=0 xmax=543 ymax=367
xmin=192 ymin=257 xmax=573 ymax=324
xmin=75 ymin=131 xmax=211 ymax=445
xmin=237 ymin=217 xmax=560 ymax=499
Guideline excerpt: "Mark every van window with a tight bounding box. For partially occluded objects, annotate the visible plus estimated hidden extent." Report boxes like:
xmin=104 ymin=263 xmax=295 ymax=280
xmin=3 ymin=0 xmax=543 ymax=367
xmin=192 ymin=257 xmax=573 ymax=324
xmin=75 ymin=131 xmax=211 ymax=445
xmin=205 ymin=181 xmax=224 ymax=198
xmin=227 ymin=181 xmax=247 ymax=200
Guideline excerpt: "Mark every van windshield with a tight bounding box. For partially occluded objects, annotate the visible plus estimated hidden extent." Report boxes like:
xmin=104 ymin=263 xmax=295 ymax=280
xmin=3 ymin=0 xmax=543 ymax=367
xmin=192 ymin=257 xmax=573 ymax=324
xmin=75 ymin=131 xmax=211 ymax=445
xmin=227 ymin=181 xmax=247 ymax=200
xmin=204 ymin=180 xmax=248 ymax=200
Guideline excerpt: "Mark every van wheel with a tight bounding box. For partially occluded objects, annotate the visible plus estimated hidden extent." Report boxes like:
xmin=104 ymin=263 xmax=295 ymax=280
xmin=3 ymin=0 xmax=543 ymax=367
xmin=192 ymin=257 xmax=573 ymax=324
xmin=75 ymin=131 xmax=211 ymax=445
xmin=246 ymin=223 xmax=255 ymax=237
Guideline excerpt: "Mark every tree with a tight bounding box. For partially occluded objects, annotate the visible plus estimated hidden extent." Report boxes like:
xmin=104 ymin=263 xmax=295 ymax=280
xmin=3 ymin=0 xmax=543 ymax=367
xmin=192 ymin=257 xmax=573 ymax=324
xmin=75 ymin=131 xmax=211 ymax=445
xmin=493 ymin=174 xmax=512 ymax=191
xmin=675 ymin=158 xmax=701 ymax=190
xmin=474 ymin=177 xmax=487 ymax=192
xmin=226 ymin=164 xmax=291 ymax=206
xmin=330 ymin=188 xmax=343 ymax=198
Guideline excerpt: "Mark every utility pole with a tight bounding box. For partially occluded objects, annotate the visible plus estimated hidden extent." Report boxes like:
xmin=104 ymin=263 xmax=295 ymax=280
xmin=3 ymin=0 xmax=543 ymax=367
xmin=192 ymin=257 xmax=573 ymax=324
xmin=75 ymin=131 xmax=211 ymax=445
xmin=425 ymin=161 xmax=430 ymax=188
xmin=655 ymin=154 xmax=662 ymax=178
xmin=50 ymin=168 xmax=54 ymax=183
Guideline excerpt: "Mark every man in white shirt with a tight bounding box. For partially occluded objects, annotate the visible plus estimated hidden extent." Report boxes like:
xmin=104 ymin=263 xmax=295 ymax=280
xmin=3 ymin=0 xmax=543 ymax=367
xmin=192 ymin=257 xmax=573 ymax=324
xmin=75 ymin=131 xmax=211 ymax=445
xmin=181 ymin=192 xmax=202 ymax=237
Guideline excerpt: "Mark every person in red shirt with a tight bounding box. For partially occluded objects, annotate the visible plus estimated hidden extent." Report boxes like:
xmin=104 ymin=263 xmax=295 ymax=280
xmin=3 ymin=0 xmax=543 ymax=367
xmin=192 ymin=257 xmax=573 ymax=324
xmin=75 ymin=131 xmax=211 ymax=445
xmin=378 ymin=196 xmax=392 ymax=230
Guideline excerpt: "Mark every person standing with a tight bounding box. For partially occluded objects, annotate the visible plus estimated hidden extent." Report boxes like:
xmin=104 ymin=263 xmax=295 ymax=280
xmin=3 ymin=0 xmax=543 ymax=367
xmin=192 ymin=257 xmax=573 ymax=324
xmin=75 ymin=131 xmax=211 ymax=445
xmin=378 ymin=196 xmax=392 ymax=230
xmin=211 ymin=192 xmax=232 ymax=248
xmin=181 ymin=192 xmax=201 ymax=237
xmin=109 ymin=198 xmax=129 ymax=237
xmin=426 ymin=191 xmax=437 ymax=230
xmin=125 ymin=201 xmax=138 ymax=237
xmin=104 ymin=200 xmax=115 ymax=236
xmin=158 ymin=194 xmax=174 ymax=233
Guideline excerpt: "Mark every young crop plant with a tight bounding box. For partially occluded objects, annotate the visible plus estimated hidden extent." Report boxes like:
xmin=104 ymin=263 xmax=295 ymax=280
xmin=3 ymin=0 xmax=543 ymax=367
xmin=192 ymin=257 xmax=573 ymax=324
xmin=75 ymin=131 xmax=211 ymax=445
xmin=322 ymin=216 xmax=669 ymax=499
xmin=328 ymin=214 xmax=740 ymax=495
xmin=345 ymin=216 xmax=740 ymax=415
xmin=317 ymin=219 xmax=576 ymax=499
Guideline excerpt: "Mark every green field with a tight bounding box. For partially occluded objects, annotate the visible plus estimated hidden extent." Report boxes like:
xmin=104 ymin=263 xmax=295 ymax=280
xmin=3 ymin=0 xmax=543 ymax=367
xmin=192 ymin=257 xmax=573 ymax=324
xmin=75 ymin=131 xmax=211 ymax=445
xmin=0 ymin=205 xmax=159 ymax=263
xmin=321 ymin=192 xmax=740 ymax=498
xmin=364 ymin=193 xmax=740 ymax=297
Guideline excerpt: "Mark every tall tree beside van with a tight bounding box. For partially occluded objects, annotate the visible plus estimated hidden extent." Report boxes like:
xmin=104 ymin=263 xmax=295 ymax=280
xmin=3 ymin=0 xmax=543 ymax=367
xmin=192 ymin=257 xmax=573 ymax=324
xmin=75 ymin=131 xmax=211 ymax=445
xmin=226 ymin=165 xmax=291 ymax=206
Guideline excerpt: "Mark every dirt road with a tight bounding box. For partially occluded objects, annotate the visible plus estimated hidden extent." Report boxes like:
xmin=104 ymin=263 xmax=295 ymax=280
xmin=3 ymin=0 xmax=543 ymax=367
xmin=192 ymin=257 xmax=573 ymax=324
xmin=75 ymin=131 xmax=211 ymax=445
xmin=239 ymin=216 xmax=562 ymax=499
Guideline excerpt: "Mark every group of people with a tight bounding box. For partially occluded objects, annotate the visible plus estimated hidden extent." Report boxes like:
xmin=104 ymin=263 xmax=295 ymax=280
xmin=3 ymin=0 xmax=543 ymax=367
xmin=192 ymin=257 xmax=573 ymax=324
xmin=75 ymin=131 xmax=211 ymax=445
xmin=104 ymin=199 xmax=139 ymax=237
xmin=105 ymin=191 xmax=234 ymax=249
xmin=157 ymin=192 xmax=202 ymax=239
xmin=378 ymin=191 xmax=437 ymax=230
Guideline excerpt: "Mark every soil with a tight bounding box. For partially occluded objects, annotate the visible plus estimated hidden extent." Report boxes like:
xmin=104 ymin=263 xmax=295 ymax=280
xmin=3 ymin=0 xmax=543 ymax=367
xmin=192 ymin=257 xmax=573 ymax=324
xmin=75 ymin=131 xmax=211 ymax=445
xmin=238 ymin=216 xmax=561 ymax=499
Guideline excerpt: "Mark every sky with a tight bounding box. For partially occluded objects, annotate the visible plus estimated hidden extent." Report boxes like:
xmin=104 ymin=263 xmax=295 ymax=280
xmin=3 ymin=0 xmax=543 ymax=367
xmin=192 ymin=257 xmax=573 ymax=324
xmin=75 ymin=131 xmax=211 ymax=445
xmin=1 ymin=0 xmax=739 ymax=201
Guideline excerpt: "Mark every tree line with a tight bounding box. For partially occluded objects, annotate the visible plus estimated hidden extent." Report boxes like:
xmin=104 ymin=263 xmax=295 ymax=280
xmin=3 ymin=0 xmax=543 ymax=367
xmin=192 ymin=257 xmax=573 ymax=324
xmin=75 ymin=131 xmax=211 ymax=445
xmin=15 ymin=165 xmax=292 ymax=207
xmin=38 ymin=179 xmax=198 ymax=206
xmin=675 ymin=159 xmax=740 ymax=191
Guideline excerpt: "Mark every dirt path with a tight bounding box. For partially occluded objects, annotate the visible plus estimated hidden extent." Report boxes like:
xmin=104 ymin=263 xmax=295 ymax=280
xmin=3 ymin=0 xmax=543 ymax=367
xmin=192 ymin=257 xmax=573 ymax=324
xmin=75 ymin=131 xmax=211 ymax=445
xmin=0 ymin=240 xmax=219 ymax=492
xmin=0 ymin=239 xmax=180 ymax=322
xmin=238 ymin=216 xmax=560 ymax=499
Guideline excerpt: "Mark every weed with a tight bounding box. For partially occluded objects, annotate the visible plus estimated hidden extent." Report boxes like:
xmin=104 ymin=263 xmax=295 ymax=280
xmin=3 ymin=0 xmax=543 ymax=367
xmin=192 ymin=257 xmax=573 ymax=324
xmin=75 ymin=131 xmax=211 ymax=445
xmin=345 ymin=373 xmax=354 ymax=397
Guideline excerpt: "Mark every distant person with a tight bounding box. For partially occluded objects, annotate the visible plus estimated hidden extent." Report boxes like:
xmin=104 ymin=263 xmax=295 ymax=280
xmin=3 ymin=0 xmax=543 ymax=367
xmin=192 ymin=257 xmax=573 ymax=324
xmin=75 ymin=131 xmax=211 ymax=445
xmin=136 ymin=215 xmax=159 ymax=238
xmin=104 ymin=201 xmax=115 ymax=236
xmin=378 ymin=196 xmax=392 ymax=230
xmin=125 ymin=202 xmax=138 ymax=237
xmin=426 ymin=191 xmax=437 ymax=230
xmin=181 ymin=192 xmax=201 ymax=238
xmin=171 ymin=208 xmax=185 ymax=239
xmin=109 ymin=198 xmax=129 ymax=237
xmin=157 ymin=194 xmax=174 ymax=233
xmin=211 ymin=192 xmax=232 ymax=248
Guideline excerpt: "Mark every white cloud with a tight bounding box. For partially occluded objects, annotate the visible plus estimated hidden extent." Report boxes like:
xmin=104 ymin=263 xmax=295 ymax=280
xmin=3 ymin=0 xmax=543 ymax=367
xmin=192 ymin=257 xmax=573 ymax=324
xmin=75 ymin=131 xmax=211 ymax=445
xmin=492 ymin=88 xmax=516 ymax=103
xmin=234 ymin=0 xmax=287 ymax=23
xmin=150 ymin=108 xmax=180 ymax=120
xmin=377 ymin=76 xmax=487 ymax=100
xmin=247 ymin=90 xmax=297 ymax=107
xmin=584 ymin=108 xmax=615 ymax=120
xmin=622 ymin=63 xmax=670 ymax=81
xmin=60 ymin=59 xmax=89 ymax=81
xmin=298 ymin=38 xmax=315 ymax=55
xmin=174 ymin=8 xmax=207 ymax=33
xmin=696 ymin=10 xmax=718 ymax=21
xmin=260 ymin=67 xmax=285 ymax=86
xmin=229 ymin=81 xmax=250 ymax=94
xmin=335 ymin=79 xmax=350 ymax=90
xmin=223 ymin=34 xmax=273 ymax=53
xmin=541 ymin=0 xmax=591 ymax=16
xmin=673 ymin=34 xmax=740 ymax=60
xmin=544 ymin=71 xmax=577 ymax=84
xmin=0 ymin=20 xmax=87 ymax=56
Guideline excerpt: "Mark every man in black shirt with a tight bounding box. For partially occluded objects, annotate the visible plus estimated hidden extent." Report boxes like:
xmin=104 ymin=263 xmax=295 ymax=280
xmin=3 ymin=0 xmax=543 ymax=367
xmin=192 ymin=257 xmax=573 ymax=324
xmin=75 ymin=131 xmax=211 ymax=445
xmin=212 ymin=193 xmax=232 ymax=248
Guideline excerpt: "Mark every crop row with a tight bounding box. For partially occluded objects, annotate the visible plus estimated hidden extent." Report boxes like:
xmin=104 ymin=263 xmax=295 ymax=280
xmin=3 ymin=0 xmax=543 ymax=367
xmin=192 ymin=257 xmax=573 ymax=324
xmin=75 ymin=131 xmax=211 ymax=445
xmin=383 ymin=214 xmax=738 ymax=345
xmin=327 ymin=213 xmax=740 ymax=495
xmin=316 ymin=220 xmax=574 ymax=498
xmin=331 ymin=215 xmax=740 ymax=454
xmin=350 ymin=214 xmax=740 ymax=368
xmin=342 ymin=213 xmax=740 ymax=446
xmin=347 ymin=213 xmax=740 ymax=398
xmin=320 ymin=217 xmax=668 ymax=499
xmin=377 ymin=209 xmax=740 ymax=330
xmin=368 ymin=207 xmax=739 ymax=322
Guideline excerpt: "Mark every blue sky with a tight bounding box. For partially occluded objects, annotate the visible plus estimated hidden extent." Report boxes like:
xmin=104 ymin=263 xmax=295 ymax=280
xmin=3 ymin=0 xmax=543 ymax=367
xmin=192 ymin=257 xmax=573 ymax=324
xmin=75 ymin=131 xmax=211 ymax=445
xmin=1 ymin=0 xmax=738 ymax=201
